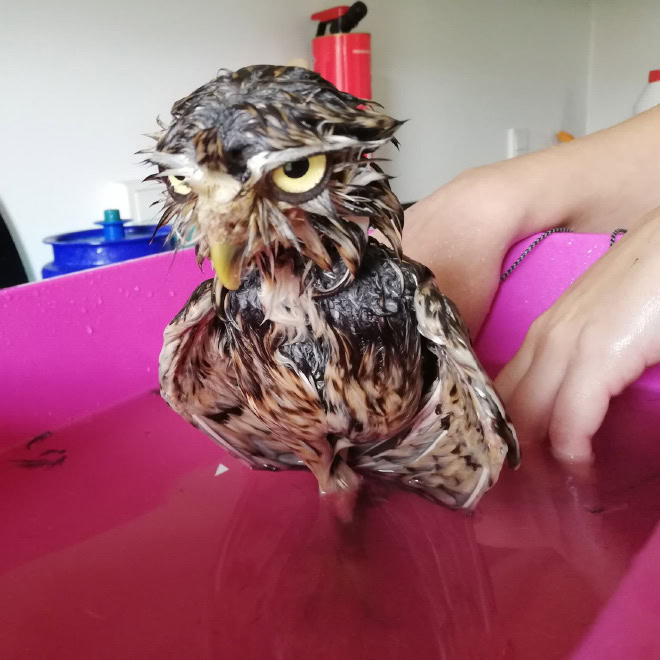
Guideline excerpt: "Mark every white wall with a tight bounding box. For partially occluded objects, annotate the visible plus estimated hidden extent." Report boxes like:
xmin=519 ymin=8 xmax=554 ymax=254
xmin=586 ymin=0 xmax=660 ymax=133
xmin=0 ymin=0 xmax=313 ymax=278
xmin=0 ymin=0 xmax=591 ymax=279
xmin=365 ymin=0 xmax=591 ymax=202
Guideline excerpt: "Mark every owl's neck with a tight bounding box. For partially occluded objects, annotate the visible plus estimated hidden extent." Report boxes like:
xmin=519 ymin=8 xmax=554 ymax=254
xmin=257 ymin=241 xmax=360 ymax=330
xmin=259 ymin=257 xmax=311 ymax=330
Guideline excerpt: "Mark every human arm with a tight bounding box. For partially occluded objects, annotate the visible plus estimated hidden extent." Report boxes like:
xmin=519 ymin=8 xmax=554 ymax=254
xmin=402 ymin=105 xmax=660 ymax=460
xmin=403 ymin=105 xmax=660 ymax=332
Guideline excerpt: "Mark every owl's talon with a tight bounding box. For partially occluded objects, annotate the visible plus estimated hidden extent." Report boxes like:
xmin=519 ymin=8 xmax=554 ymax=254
xmin=322 ymin=488 xmax=359 ymax=524
xmin=318 ymin=463 xmax=361 ymax=523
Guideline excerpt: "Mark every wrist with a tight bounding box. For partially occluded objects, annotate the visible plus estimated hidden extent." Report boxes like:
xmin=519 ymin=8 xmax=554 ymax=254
xmin=508 ymin=107 xmax=660 ymax=234
xmin=488 ymin=147 xmax=591 ymax=237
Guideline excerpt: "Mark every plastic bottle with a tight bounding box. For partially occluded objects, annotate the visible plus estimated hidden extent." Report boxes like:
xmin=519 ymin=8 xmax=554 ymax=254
xmin=633 ymin=70 xmax=660 ymax=115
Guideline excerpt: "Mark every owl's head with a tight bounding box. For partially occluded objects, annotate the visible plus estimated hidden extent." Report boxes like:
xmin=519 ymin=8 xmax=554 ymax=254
xmin=144 ymin=65 xmax=404 ymax=290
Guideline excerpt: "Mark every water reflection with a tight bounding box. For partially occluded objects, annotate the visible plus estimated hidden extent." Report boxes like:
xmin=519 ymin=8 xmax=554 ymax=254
xmin=209 ymin=387 xmax=660 ymax=659
xmin=210 ymin=474 xmax=510 ymax=659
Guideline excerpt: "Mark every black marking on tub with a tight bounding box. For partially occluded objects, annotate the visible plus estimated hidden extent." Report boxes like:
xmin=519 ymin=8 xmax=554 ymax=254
xmin=26 ymin=431 xmax=53 ymax=450
xmin=13 ymin=452 xmax=67 ymax=469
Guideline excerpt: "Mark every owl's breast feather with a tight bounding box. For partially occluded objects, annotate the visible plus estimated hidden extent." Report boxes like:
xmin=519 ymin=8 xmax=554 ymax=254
xmin=226 ymin=241 xmax=429 ymax=443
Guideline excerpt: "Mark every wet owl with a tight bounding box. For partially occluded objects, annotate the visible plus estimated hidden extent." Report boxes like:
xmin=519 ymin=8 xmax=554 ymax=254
xmin=146 ymin=65 xmax=519 ymax=517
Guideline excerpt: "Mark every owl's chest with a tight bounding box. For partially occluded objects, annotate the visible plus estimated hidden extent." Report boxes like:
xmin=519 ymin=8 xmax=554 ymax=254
xmin=226 ymin=246 xmax=427 ymax=441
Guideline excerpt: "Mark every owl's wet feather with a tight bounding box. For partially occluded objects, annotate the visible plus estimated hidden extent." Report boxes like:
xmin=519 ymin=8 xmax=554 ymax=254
xmin=154 ymin=65 xmax=519 ymax=512
xmin=160 ymin=240 xmax=519 ymax=509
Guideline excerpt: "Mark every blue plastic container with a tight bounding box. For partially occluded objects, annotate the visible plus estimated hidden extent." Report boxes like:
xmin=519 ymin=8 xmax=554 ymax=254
xmin=42 ymin=210 xmax=172 ymax=279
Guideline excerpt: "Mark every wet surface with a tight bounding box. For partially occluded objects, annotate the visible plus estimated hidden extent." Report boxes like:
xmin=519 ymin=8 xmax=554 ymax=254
xmin=1 ymin=390 xmax=659 ymax=659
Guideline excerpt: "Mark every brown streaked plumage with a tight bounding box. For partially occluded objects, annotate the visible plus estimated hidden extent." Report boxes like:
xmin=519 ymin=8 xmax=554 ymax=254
xmin=149 ymin=65 xmax=519 ymax=516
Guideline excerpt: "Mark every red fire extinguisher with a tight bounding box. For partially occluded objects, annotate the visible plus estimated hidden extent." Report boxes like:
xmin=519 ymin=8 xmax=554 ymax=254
xmin=310 ymin=2 xmax=371 ymax=100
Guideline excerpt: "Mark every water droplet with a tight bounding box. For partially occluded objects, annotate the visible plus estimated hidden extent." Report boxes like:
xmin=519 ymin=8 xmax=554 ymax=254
xmin=146 ymin=366 xmax=152 ymax=373
xmin=168 ymin=290 xmax=175 ymax=297
xmin=96 ymin=296 xmax=103 ymax=304
xmin=85 ymin=325 xmax=93 ymax=334
xmin=134 ymin=285 xmax=140 ymax=292
xmin=118 ymin=287 xmax=123 ymax=293
xmin=146 ymin=290 xmax=153 ymax=298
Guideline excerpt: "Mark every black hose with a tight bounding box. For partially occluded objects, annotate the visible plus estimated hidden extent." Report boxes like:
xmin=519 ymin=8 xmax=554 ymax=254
xmin=339 ymin=2 xmax=368 ymax=33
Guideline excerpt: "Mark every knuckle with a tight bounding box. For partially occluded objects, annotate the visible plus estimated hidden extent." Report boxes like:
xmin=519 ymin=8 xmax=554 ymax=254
xmin=527 ymin=313 xmax=561 ymax=350
xmin=576 ymin=324 xmax=608 ymax=361
xmin=525 ymin=316 xmax=544 ymax=343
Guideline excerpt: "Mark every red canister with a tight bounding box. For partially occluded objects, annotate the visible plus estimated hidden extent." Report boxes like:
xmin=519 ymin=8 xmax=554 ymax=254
xmin=311 ymin=3 xmax=371 ymax=100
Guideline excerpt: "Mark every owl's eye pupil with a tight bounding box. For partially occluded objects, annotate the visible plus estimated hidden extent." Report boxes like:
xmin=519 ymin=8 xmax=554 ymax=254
xmin=283 ymin=159 xmax=310 ymax=179
xmin=173 ymin=175 xmax=185 ymax=181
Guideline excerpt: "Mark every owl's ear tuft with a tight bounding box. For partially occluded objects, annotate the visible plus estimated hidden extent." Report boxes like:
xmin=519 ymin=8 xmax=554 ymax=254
xmin=333 ymin=114 xmax=406 ymax=145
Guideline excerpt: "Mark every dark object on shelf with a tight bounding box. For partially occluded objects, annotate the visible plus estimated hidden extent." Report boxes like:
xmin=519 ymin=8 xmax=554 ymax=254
xmin=0 ymin=211 xmax=28 ymax=289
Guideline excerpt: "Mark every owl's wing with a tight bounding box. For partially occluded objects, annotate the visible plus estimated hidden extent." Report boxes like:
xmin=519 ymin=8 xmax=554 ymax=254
xmin=355 ymin=279 xmax=519 ymax=509
xmin=159 ymin=279 xmax=302 ymax=471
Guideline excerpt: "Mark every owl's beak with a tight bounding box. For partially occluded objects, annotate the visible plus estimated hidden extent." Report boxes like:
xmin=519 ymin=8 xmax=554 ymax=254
xmin=197 ymin=173 xmax=249 ymax=290
xmin=210 ymin=242 xmax=242 ymax=290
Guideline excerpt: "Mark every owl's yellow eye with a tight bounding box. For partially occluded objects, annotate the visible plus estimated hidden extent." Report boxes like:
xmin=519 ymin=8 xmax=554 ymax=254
xmin=167 ymin=175 xmax=191 ymax=197
xmin=272 ymin=154 xmax=328 ymax=195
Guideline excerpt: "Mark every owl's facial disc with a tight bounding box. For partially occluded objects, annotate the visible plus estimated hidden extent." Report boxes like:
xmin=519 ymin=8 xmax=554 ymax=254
xmin=149 ymin=66 xmax=406 ymax=292
xmin=166 ymin=154 xmax=334 ymax=290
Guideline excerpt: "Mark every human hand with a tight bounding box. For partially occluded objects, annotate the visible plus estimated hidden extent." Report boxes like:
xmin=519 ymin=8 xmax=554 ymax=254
xmin=495 ymin=208 xmax=660 ymax=463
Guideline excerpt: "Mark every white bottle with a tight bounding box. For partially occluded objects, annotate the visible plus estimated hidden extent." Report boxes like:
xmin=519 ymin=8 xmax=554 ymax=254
xmin=634 ymin=70 xmax=660 ymax=115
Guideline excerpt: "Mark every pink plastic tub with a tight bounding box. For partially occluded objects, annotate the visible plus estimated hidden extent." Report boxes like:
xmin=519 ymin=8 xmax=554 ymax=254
xmin=1 ymin=233 xmax=658 ymax=659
